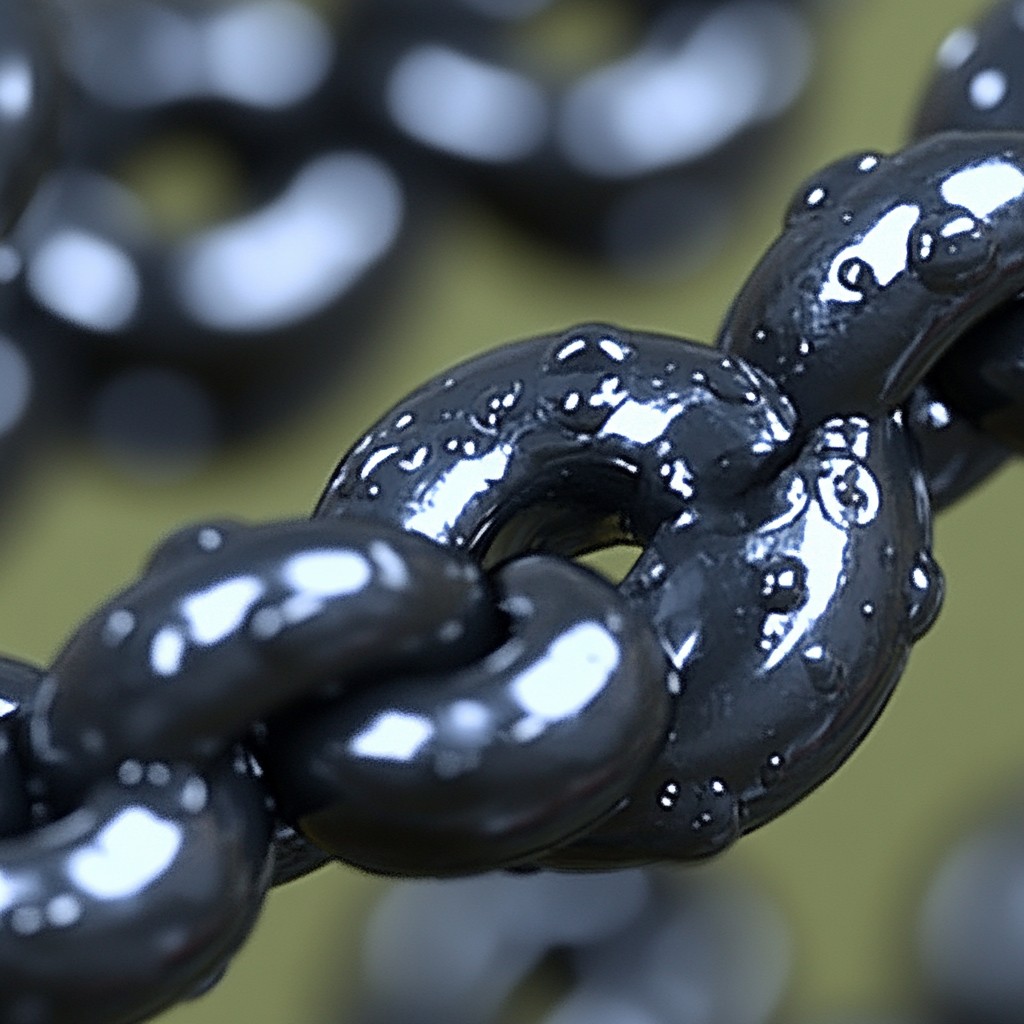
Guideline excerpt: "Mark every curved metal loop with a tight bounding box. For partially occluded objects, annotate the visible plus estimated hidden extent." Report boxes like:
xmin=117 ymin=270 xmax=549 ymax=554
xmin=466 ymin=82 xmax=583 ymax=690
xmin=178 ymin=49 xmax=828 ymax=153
xmin=258 ymin=553 xmax=673 ymax=877
xmin=0 ymin=661 xmax=273 ymax=1024
xmin=318 ymin=323 xmax=943 ymax=865
xmin=717 ymin=132 xmax=1024 ymax=434
xmin=546 ymin=412 xmax=940 ymax=865
xmin=317 ymin=322 xmax=800 ymax=548
xmin=0 ymin=756 xmax=272 ymax=1024
xmin=907 ymin=0 xmax=1024 ymax=458
xmin=28 ymin=516 xmax=504 ymax=812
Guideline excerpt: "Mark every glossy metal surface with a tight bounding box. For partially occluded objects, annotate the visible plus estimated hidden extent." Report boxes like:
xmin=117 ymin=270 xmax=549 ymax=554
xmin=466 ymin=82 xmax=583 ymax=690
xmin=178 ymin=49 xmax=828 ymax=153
xmin=319 ymin=322 xmax=942 ymax=864
xmin=718 ymin=132 xmax=1024 ymax=431
xmin=261 ymin=554 xmax=672 ymax=876
xmin=905 ymin=1 xmax=1024 ymax=456
xmin=903 ymin=381 xmax=1010 ymax=509
xmin=547 ymin=412 xmax=940 ymax=865
xmin=0 ymin=755 xmax=272 ymax=1024
xmin=30 ymin=517 xmax=503 ymax=812
xmin=344 ymin=0 xmax=812 ymax=267
xmin=318 ymin=323 xmax=800 ymax=549
xmin=0 ymin=0 xmax=57 ymax=234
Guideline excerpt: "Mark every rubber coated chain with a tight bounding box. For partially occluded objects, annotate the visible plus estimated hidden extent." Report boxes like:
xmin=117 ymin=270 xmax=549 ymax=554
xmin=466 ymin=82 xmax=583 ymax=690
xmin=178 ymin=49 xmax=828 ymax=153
xmin=3 ymin=2 xmax=1024 ymax=1022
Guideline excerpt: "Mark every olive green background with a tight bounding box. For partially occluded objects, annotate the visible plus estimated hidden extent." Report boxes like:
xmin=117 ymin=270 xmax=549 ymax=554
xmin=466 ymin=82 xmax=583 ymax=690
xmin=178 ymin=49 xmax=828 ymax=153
xmin=6 ymin=0 xmax=1020 ymax=1020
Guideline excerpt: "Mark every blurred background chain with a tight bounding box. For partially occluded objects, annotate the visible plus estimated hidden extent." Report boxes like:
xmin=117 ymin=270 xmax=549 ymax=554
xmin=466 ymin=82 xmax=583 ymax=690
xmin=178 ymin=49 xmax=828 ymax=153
xmin=0 ymin=0 xmax=1019 ymax=1023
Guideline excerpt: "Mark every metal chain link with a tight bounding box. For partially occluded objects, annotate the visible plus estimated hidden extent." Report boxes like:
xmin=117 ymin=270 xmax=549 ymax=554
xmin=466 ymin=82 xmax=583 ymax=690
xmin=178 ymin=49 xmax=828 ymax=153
xmin=2 ymin=0 xmax=1024 ymax=1022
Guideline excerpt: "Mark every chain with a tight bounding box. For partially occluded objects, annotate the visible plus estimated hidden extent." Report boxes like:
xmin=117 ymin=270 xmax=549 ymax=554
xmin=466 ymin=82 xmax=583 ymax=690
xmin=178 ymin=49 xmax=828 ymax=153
xmin=0 ymin=0 xmax=1020 ymax=1022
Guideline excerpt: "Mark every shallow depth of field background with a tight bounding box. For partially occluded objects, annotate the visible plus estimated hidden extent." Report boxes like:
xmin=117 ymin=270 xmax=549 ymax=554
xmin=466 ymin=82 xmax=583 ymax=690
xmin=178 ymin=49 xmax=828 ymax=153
xmin=4 ymin=0 xmax=1020 ymax=1020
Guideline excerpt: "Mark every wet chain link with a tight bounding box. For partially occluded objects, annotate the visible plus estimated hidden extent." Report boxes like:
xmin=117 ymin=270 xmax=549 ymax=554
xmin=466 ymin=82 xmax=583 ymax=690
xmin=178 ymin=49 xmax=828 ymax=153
xmin=4 ymin=1 xmax=1024 ymax=1022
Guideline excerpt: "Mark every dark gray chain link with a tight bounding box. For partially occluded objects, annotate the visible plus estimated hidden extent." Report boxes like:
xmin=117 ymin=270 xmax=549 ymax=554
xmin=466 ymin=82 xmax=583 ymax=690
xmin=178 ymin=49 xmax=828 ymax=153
xmin=3 ymin=1 xmax=1024 ymax=1023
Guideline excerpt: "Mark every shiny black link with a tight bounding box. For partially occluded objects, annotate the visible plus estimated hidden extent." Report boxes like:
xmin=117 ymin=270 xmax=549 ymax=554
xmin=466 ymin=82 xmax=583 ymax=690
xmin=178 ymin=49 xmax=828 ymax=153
xmin=28 ymin=517 xmax=504 ymax=813
xmin=0 ymin=0 xmax=58 ymax=235
xmin=717 ymin=132 xmax=1024 ymax=437
xmin=902 ymin=0 xmax=1024 ymax=494
xmin=904 ymin=0 xmax=1024 ymax=458
xmin=317 ymin=322 xmax=943 ymax=864
xmin=258 ymin=553 xmax=673 ymax=877
xmin=0 ymin=754 xmax=272 ymax=1024
xmin=913 ymin=0 xmax=1024 ymax=139
xmin=317 ymin=323 xmax=799 ymax=549
xmin=903 ymin=382 xmax=1010 ymax=510
xmin=544 ymin=411 xmax=941 ymax=865
xmin=0 ymin=654 xmax=273 ymax=1024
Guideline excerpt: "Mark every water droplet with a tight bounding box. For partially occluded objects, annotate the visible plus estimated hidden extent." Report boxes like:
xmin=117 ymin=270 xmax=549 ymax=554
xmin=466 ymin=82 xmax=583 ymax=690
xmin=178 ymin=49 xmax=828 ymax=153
xmin=760 ymin=753 xmax=785 ymax=788
xmin=103 ymin=608 xmax=136 ymax=646
xmin=692 ymin=358 xmax=763 ymax=405
xmin=545 ymin=326 xmax=634 ymax=375
xmin=817 ymin=417 xmax=870 ymax=459
xmin=817 ymin=458 xmax=880 ymax=527
xmin=910 ymin=210 xmax=993 ymax=292
xmin=907 ymin=550 xmax=944 ymax=639
xmin=803 ymin=644 xmax=846 ymax=694
xmin=688 ymin=777 xmax=739 ymax=850
xmin=805 ymin=185 xmax=827 ymax=208
xmin=470 ymin=381 xmax=523 ymax=434
xmin=658 ymin=780 xmax=680 ymax=810
xmin=838 ymin=256 xmax=875 ymax=292
xmin=760 ymin=557 xmax=809 ymax=613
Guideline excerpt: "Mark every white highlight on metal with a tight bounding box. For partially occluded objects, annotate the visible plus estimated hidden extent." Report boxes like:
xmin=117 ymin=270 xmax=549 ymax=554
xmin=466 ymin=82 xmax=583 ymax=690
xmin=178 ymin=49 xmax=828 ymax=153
xmin=511 ymin=622 xmax=618 ymax=722
xmin=941 ymin=159 xmax=1024 ymax=219
xmin=206 ymin=1 xmax=332 ymax=109
xmin=150 ymin=627 xmax=186 ymax=676
xmin=283 ymin=549 xmax=372 ymax=597
xmin=599 ymin=399 xmax=684 ymax=444
xmin=369 ymin=540 xmax=410 ymax=589
xmin=181 ymin=576 xmax=264 ymax=645
xmin=969 ymin=68 xmax=1008 ymax=110
xmin=68 ymin=808 xmax=182 ymax=899
xmin=819 ymin=204 xmax=921 ymax=304
xmin=406 ymin=446 xmax=512 ymax=541
xmin=351 ymin=711 xmax=434 ymax=762
xmin=0 ymin=58 xmax=32 ymax=118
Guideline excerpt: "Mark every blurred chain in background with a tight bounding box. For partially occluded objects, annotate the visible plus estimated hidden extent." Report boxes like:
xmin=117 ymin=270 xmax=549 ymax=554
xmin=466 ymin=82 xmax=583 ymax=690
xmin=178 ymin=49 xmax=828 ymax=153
xmin=0 ymin=1 xmax=1021 ymax=1023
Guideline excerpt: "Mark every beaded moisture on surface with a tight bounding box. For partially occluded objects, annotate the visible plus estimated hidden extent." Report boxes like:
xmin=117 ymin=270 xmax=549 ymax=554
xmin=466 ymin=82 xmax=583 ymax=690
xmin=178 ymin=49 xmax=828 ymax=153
xmin=0 ymin=2 xmax=1015 ymax=1024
